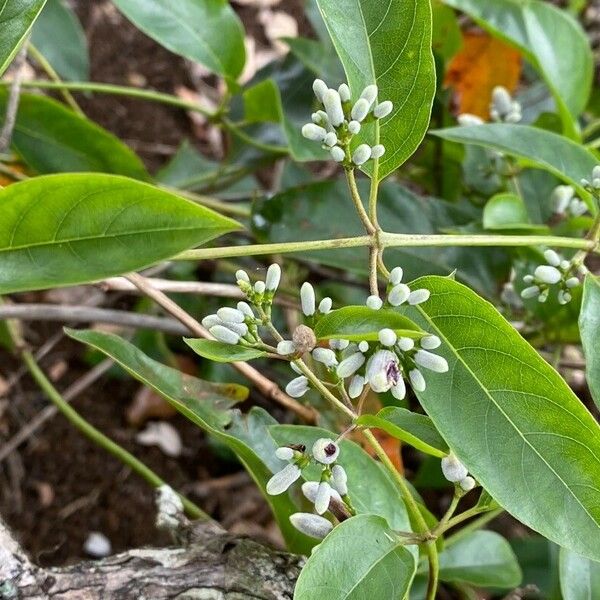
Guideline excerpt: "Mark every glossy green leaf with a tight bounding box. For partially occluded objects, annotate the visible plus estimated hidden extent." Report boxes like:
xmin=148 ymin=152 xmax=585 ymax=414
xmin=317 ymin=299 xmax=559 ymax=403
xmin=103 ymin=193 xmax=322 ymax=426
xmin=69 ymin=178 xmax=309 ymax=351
xmin=314 ymin=306 xmax=422 ymax=342
xmin=432 ymin=0 xmax=461 ymax=61
xmin=444 ymin=0 xmax=593 ymax=135
xmin=281 ymin=36 xmax=344 ymax=83
xmin=357 ymin=407 xmax=448 ymax=458
xmin=483 ymin=193 xmax=531 ymax=230
xmin=432 ymin=124 xmax=597 ymax=211
xmin=185 ymin=339 xmax=268 ymax=363
xmin=243 ymin=79 xmax=280 ymax=124
xmin=65 ymin=329 xmax=314 ymax=554
xmin=112 ymin=0 xmax=245 ymax=81
xmin=438 ymin=531 xmax=522 ymax=588
xmin=316 ymin=0 xmax=436 ymax=179
xmin=294 ymin=514 xmax=416 ymax=600
xmin=31 ymin=0 xmax=89 ymax=80
xmin=402 ymin=276 xmax=600 ymax=560
xmin=0 ymin=173 xmax=241 ymax=294
xmin=0 ymin=91 xmax=148 ymax=179
xmin=0 ymin=0 xmax=46 ymax=76
xmin=559 ymin=548 xmax=600 ymax=600
xmin=580 ymin=276 xmax=600 ymax=410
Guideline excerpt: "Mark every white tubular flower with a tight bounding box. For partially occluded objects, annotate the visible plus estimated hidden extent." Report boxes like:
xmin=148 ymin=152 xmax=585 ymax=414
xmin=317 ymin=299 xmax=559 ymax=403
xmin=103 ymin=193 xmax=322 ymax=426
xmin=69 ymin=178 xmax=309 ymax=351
xmin=275 ymin=446 xmax=295 ymax=461
xmin=521 ymin=285 xmax=540 ymax=299
xmin=277 ymin=340 xmax=296 ymax=355
xmin=348 ymin=375 xmax=366 ymax=398
xmin=358 ymin=341 xmax=369 ymax=353
xmin=338 ymin=83 xmax=351 ymax=102
xmin=324 ymin=131 xmax=338 ymax=147
xmin=254 ymin=281 xmax=266 ymax=294
xmin=224 ymin=322 xmax=248 ymax=337
xmin=397 ymin=337 xmax=414 ymax=352
xmin=237 ymin=301 xmax=254 ymax=318
xmin=538 ymin=288 xmax=550 ymax=303
xmin=313 ymin=347 xmax=338 ymax=368
xmin=351 ymin=98 xmax=370 ymax=122
xmin=391 ymin=376 xmax=406 ymax=400
xmin=566 ymin=277 xmax=580 ymax=289
xmin=217 ymin=307 xmax=245 ymax=324
xmin=388 ymin=283 xmax=410 ymax=306
xmin=560 ymin=259 xmax=571 ymax=270
xmin=336 ymin=352 xmax=365 ymax=378
xmin=408 ymin=289 xmax=431 ymax=305
xmin=235 ymin=269 xmax=250 ymax=284
xmin=201 ymin=314 xmax=221 ymax=329
xmin=457 ymin=113 xmax=484 ymax=126
xmin=312 ymin=110 xmax=329 ymax=127
xmin=534 ymin=265 xmax=561 ymax=285
xmin=265 ymin=263 xmax=281 ymax=291
xmin=552 ymin=185 xmax=575 ymax=214
xmin=378 ymin=328 xmax=397 ymax=347
xmin=290 ymin=513 xmax=332 ymax=539
xmin=312 ymin=78 xmax=328 ymax=102
xmin=414 ymin=349 xmax=448 ymax=373
xmin=389 ymin=266 xmax=404 ymax=285
xmin=314 ymin=481 xmax=332 ymax=514
xmin=441 ymin=453 xmax=468 ymax=483
xmin=360 ymin=84 xmax=378 ymax=107
xmin=301 ymin=282 xmax=316 ymax=316
xmin=348 ymin=120 xmax=361 ymax=134
xmin=329 ymin=339 xmax=350 ymax=351
xmin=267 ymin=463 xmax=301 ymax=495
xmin=210 ymin=325 xmax=240 ymax=345
xmin=421 ymin=335 xmax=441 ymax=350
xmin=366 ymin=295 xmax=383 ymax=310
xmin=352 ymin=144 xmax=372 ymax=165
xmin=460 ymin=476 xmax=476 ymax=492
xmin=302 ymin=123 xmax=327 ymax=141
xmin=286 ymin=376 xmax=309 ymax=398
xmin=302 ymin=481 xmax=342 ymax=504
xmin=330 ymin=146 xmax=345 ymax=162
xmin=331 ymin=464 xmax=348 ymax=496
xmin=370 ymin=144 xmax=385 ymax=159
xmin=312 ymin=438 xmax=340 ymax=464
xmin=366 ymin=349 xmax=400 ymax=393
xmin=558 ymin=290 xmax=572 ymax=305
xmin=323 ymin=89 xmax=345 ymax=127
xmin=319 ymin=297 xmax=333 ymax=314
xmin=491 ymin=86 xmax=513 ymax=118
xmin=543 ymin=249 xmax=561 ymax=267
xmin=570 ymin=199 xmax=588 ymax=216
xmin=373 ymin=101 xmax=392 ymax=118
xmin=409 ymin=368 xmax=426 ymax=392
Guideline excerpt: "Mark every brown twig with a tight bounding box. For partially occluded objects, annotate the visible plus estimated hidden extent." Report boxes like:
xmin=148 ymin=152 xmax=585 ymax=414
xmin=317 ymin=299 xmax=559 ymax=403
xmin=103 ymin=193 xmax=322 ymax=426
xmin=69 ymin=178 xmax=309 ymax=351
xmin=0 ymin=41 xmax=29 ymax=153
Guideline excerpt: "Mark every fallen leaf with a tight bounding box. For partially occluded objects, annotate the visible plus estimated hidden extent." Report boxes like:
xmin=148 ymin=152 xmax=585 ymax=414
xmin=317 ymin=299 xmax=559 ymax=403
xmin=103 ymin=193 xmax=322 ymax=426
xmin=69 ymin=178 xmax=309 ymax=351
xmin=136 ymin=421 xmax=183 ymax=458
xmin=258 ymin=9 xmax=298 ymax=56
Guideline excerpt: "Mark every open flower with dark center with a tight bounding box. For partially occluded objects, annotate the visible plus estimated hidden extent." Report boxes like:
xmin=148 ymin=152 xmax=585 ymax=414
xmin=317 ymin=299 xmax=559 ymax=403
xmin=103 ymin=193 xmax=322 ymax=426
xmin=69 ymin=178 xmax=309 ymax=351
xmin=365 ymin=350 xmax=406 ymax=399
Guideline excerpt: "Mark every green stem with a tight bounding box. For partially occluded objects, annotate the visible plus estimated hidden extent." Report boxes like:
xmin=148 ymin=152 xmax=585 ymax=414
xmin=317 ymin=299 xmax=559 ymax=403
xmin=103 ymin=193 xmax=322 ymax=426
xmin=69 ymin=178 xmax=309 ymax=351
xmin=345 ymin=169 xmax=376 ymax=234
xmin=444 ymin=508 xmax=504 ymax=549
xmin=162 ymin=186 xmax=251 ymax=218
xmin=368 ymin=161 xmax=380 ymax=227
xmin=221 ymin=118 xmax=289 ymax=156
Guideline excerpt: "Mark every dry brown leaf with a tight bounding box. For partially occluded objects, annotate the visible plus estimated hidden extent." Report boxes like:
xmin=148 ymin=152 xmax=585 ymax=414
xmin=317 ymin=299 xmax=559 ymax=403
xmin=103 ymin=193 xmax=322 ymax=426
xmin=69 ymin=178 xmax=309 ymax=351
xmin=444 ymin=31 xmax=521 ymax=120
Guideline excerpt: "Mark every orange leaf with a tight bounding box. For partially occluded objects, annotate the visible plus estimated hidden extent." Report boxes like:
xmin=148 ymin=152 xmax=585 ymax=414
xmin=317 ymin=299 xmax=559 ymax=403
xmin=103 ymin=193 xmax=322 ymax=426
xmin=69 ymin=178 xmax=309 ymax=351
xmin=444 ymin=31 xmax=521 ymax=120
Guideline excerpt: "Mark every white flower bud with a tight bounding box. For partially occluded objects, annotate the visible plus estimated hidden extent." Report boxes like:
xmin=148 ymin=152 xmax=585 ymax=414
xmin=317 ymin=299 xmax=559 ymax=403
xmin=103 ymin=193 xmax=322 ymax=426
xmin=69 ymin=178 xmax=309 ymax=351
xmin=329 ymin=339 xmax=350 ymax=351
xmin=457 ymin=113 xmax=484 ymax=126
xmin=370 ymin=144 xmax=385 ymax=159
xmin=391 ymin=377 xmax=406 ymax=400
xmin=378 ymin=328 xmax=397 ymax=347
xmin=351 ymin=98 xmax=370 ymax=122
xmin=491 ymin=86 xmax=513 ymax=118
xmin=560 ymin=260 xmax=571 ymax=270
xmin=360 ymin=84 xmax=378 ymax=107
xmin=254 ymin=280 xmax=266 ymax=294
xmin=236 ymin=269 xmax=250 ymax=283
xmin=319 ymin=297 xmax=333 ymax=314
xmin=314 ymin=481 xmax=332 ymax=514
xmin=358 ymin=341 xmax=369 ymax=353
xmin=389 ymin=267 xmax=403 ymax=285
xmin=312 ymin=438 xmax=340 ymax=464
xmin=290 ymin=512 xmax=332 ymax=539
xmin=265 ymin=263 xmax=281 ymax=291
xmin=210 ymin=325 xmax=240 ymax=345
xmin=338 ymin=83 xmax=351 ymax=102
xmin=301 ymin=481 xmax=342 ymax=504
xmin=224 ymin=321 xmax=248 ymax=337
xmin=552 ymin=185 xmax=575 ymax=214
xmin=202 ymin=314 xmax=221 ymax=329
xmin=277 ymin=340 xmax=296 ymax=355
xmin=312 ymin=347 xmax=338 ymax=367
xmin=312 ymin=79 xmax=328 ymax=102
xmin=336 ymin=352 xmax=365 ymax=378
xmin=408 ymin=289 xmax=430 ymax=305
xmin=331 ymin=464 xmax=348 ymax=496
xmin=237 ymin=301 xmax=254 ymax=318
xmin=348 ymin=375 xmax=366 ymax=398
xmin=414 ymin=349 xmax=449 ymax=373
xmin=290 ymin=362 xmax=302 ymax=374
xmin=217 ymin=307 xmax=245 ymax=324
xmin=421 ymin=335 xmax=441 ymax=350
xmin=558 ymin=290 xmax=572 ymax=305
xmin=323 ymin=89 xmax=345 ymax=127
xmin=302 ymin=123 xmax=327 ymax=141
xmin=301 ymin=282 xmax=316 ymax=316
xmin=441 ymin=453 xmax=468 ymax=483
xmin=593 ymin=165 xmax=600 ymax=181
xmin=579 ymin=264 xmax=589 ymax=276
xmin=312 ymin=110 xmax=329 ymax=126
xmin=543 ymin=249 xmax=561 ymax=267
xmin=352 ymin=144 xmax=371 ymax=165
xmin=286 ymin=375 xmax=309 ymax=398
xmin=569 ymin=199 xmax=588 ymax=216
xmin=460 ymin=476 xmax=476 ymax=492
xmin=330 ymin=146 xmax=345 ymax=162
xmin=348 ymin=120 xmax=361 ymax=134
xmin=373 ymin=101 xmax=393 ymax=119
xmin=538 ymin=288 xmax=549 ymax=303
xmin=397 ymin=337 xmax=414 ymax=352
xmin=275 ymin=446 xmax=294 ymax=461
xmin=534 ymin=265 xmax=561 ymax=285
xmin=324 ymin=131 xmax=338 ymax=147
xmin=523 ymin=274 xmax=534 ymax=284
xmin=566 ymin=277 xmax=580 ymax=289
xmin=521 ymin=285 xmax=540 ymax=299
xmin=266 ymin=463 xmax=301 ymax=494
xmin=409 ymin=368 xmax=426 ymax=392
xmin=388 ymin=283 xmax=410 ymax=306
xmin=366 ymin=295 xmax=383 ymax=310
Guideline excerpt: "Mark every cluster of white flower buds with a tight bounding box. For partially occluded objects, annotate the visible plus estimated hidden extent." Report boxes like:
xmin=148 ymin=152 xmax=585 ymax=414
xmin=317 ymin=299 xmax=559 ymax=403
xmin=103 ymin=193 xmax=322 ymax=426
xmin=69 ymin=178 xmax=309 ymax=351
xmin=490 ymin=86 xmax=522 ymax=123
xmin=441 ymin=453 xmax=477 ymax=492
xmin=521 ymin=249 xmax=587 ymax=305
xmin=301 ymin=78 xmax=392 ymax=167
xmin=580 ymin=165 xmax=600 ymax=194
xmin=267 ymin=438 xmax=351 ymax=540
xmin=552 ymin=185 xmax=588 ymax=217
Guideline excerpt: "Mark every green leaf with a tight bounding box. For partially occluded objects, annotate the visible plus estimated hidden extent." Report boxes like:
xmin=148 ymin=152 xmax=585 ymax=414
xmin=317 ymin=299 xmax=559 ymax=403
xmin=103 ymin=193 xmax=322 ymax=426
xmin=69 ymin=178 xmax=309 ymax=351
xmin=112 ymin=0 xmax=245 ymax=81
xmin=185 ymin=339 xmax=268 ymax=363
xmin=483 ymin=193 xmax=531 ymax=230
xmin=0 ymin=173 xmax=241 ymax=294
xmin=559 ymin=548 xmax=600 ymax=600
xmin=314 ymin=306 xmax=423 ymax=342
xmin=293 ymin=514 xmax=416 ymax=600
xmin=0 ymin=0 xmax=46 ymax=76
xmin=243 ymin=79 xmax=280 ymax=124
xmin=316 ymin=0 xmax=436 ymax=179
xmin=357 ymin=407 xmax=448 ymax=458
xmin=438 ymin=531 xmax=522 ymax=588
xmin=281 ymin=36 xmax=344 ymax=83
xmin=432 ymin=0 xmax=462 ymax=61
xmin=402 ymin=276 xmax=600 ymax=561
xmin=580 ymin=276 xmax=600 ymax=410
xmin=432 ymin=124 xmax=597 ymax=211
xmin=443 ymin=0 xmax=593 ymax=137
xmin=65 ymin=329 xmax=315 ymax=554
xmin=0 ymin=91 xmax=148 ymax=179
xmin=30 ymin=0 xmax=89 ymax=80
